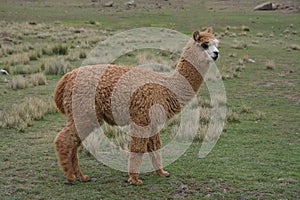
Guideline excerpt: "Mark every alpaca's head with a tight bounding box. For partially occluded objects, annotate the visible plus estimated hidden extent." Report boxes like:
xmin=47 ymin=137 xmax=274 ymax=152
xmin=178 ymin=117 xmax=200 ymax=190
xmin=193 ymin=28 xmax=219 ymax=61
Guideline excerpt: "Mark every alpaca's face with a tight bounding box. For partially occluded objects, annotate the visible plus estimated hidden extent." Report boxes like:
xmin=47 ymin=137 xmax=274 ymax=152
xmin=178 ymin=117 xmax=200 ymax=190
xmin=193 ymin=29 xmax=220 ymax=61
xmin=202 ymin=38 xmax=220 ymax=61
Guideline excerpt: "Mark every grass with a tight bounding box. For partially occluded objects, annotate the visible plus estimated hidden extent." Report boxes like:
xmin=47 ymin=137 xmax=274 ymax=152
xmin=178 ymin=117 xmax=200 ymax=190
xmin=0 ymin=0 xmax=300 ymax=199
xmin=10 ymin=75 xmax=28 ymax=90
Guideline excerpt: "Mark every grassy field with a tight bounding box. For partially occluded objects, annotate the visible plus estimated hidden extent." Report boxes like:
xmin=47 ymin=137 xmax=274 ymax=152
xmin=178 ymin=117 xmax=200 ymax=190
xmin=0 ymin=0 xmax=300 ymax=199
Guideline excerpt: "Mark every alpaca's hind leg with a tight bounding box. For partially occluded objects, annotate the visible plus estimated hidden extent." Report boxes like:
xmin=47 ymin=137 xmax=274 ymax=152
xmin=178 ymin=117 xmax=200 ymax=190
xmin=128 ymin=137 xmax=148 ymax=185
xmin=54 ymin=123 xmax=86 ymax=184
xmin=72 ymin=142 xmax=90 ymax=182
xmin=148 ymin=134 xmax=170 ymax=177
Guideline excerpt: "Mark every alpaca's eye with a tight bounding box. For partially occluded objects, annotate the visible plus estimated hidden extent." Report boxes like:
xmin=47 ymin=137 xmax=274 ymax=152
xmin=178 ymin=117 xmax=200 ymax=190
xmin=201 ymin=43 xmax=209 ymax=50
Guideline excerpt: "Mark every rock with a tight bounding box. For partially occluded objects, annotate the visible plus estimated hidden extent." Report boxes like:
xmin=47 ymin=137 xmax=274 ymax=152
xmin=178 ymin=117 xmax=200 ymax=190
xmin=125 ymin=0 xmax=136 ymax=7
xmin=104 ymin=1 xmax=113 ymax=7
xmin=0 ymin=69 xmax=9 ymax=75
xmin=254 ymin=2 xmax=277 ymax=11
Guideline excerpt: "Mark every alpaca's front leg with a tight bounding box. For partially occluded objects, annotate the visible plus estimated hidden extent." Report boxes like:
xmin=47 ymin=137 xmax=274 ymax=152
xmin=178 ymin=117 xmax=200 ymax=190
xmin=128 ymin=152 xmax=143 ymax=185
xmin=149 ymin=151 xmax=170 ymax=177
xmin=148 ymin=134 xmax=170 ymax=177
xmin=128 ymin=137 xmax=148 ymax=185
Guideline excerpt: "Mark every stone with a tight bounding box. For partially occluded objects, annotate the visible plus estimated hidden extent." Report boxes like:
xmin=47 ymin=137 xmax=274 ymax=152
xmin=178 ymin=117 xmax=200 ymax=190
xmin=254 ymin=2 xmax=277 ymax=11
xmin=104 ymin=1 xmax=113 ymax=7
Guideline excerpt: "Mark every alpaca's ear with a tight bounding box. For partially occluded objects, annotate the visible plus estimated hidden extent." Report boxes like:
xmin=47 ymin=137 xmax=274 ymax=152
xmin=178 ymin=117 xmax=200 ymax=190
xmin=193 ymin=30 xmax=201 ymax=42
xmin=205 ymin=28 xmax=212 ymax=33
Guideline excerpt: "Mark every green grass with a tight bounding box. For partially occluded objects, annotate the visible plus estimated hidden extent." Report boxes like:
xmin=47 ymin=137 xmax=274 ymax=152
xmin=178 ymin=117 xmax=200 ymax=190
xmin=0 ymin=0 xmax=300 ymax=199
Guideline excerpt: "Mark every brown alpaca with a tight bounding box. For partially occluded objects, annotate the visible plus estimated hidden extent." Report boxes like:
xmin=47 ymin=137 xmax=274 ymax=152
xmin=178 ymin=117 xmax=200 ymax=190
xmin=54 ymin=28 xmax=219 ymax=185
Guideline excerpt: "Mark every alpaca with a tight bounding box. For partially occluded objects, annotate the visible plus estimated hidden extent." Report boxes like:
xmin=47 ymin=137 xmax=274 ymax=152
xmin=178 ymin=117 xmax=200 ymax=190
xmin=54 ymin=28 xmax=220 ymax=185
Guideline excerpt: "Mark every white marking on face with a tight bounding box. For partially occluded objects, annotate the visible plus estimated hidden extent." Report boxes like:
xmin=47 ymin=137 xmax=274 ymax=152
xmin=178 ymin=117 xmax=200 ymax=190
xmin=206 ymin=39 xmax=220 ymax=61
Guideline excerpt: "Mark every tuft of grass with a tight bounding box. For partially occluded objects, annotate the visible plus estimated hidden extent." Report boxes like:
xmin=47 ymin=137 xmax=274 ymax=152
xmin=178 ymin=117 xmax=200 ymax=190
xmin=255 ymin=111 xmax=266 ymax=121
xmin=0 ymin=97 xmax=57 ymax=131
xmin=42 ymin=45 xmax=54 ymax=56
xmin=231 ymin=40 xmax=248 ymax=49
xmin=31 ymin=73 xmax=47 ymax=86
xmin=52 ymin=44 xmax=68 ymax=55
xmin=240 ymin=105 xmax=251 ymax=114
xmin=266 ymin=60 xmax=275 ymax=70
xmin=28 ymin=50 xmax=41 ymax=61
xmin=12 ymin=65 xmax=41 ymax=75
xmin=241 ymin=25 xmax=250 ymax=32
xmin=79 ymin=51 xmax=87 ymax=59
xmin=287 ymin=44 xmax=300 ymax=51
xmin=226 ymin=109 xmax=240 ymax=123
xmin=102 ymin=123 xmax=131 ymax=150
xmin=42 ymin=58 xmax=72 ymax=75
xmin=88 ymin=20 xmax=96 ymax=25
xmin=10 ymin=75 xmax=28 ymax=90
xmin=256 ymin=32 xmax=264 ymax=37
xmin=5 ymin=53 xmax=30 ymax=66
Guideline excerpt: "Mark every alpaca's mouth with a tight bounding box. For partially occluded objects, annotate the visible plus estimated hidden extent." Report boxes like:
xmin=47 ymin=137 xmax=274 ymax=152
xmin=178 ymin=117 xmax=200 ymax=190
xmin=212 ymin=55 xmax=219 ymax=61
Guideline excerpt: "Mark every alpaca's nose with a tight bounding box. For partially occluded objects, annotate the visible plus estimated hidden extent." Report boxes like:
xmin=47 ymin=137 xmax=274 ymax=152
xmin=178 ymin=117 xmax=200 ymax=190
xmin=213 ymin=51 xmax=219 ymax=61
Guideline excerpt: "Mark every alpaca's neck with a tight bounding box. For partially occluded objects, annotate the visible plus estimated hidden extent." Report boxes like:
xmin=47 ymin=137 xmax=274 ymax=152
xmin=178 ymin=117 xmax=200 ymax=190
xmin=175 ymin=58 xmax=204 ymax=93
xmin=174 ymin=39 xmax=211 ymax=93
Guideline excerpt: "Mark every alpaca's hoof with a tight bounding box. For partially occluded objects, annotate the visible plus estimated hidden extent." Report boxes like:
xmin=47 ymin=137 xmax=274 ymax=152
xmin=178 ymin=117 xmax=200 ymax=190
xmin=88 ymin=177 xmax=97 ymax=182
xmin=128 ymin=177 xmax=143 ymax=186
xmin=157 ymin=169 xmax=170 ymax=177
xmin=79 ymin=175 xmax=92 ymax=182
xmin=65 ymin=179 xmax=77 ymax=185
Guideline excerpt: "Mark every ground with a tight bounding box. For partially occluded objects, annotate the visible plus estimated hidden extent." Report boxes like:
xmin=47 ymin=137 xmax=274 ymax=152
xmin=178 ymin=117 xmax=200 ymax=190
xmin=0 ymin=0 xmax=299 ymax=199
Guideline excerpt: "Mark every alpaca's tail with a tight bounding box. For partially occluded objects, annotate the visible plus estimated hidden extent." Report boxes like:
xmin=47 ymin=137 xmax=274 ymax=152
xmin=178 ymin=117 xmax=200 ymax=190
xmin=54 ymin=69 xmax=79 ymax=115
xmin=54 ymin=76 xmax=67 ymax=114
xmin=54 ymin=72 xmax=73 ymax=114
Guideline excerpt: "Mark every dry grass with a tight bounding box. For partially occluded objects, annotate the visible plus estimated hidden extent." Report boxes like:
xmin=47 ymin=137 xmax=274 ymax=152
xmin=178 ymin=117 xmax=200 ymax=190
xmin=266 ymin=60 xmax=276 ymax=70
xmin=4 ymin=53 xmax=30 ymax=66
xmin=287 ymin=44 xmax=300 ymax=51
xmin=256 ymin=32 xmax=264 ymax=37
xmin=52 ymin=44 xmax=68 ymax=55
xmin=31 ymin=73 xmax=47 ymax=86
xmin=0 ymin=97 xmax=57 ymax=131
xmin=240 ymin=105 xmax=251 ymax=113
xmin=42 ymin=57 xmax=72 ymax=75
xmin=134 ymin=51 xmax=176 ymax=72
xmin=231 ymin=39 xmax=248 ymax=49
xmin=12 ymin=64 xmax=41 ymax=75
xmin=28 ymin=49 xmax=42 ymax=61
xmin=255 ymin=111 xmax=266 ymax=121
xmin=11 ymin=75 xmax=28 ymax=90
xmin=226 ymin=109 xmax=240 ymax=123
